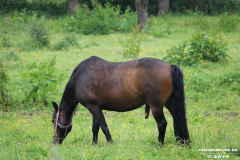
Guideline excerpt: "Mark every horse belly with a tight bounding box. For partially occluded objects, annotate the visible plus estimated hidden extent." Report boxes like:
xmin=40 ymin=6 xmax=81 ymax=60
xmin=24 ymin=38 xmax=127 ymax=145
xmin=100 ymin=94 xmax=146 ymax=112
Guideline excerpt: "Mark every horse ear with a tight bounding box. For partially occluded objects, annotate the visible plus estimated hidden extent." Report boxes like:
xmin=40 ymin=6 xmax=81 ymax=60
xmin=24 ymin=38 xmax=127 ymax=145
xmin=52 ymin=102 xmax=58 ymax=111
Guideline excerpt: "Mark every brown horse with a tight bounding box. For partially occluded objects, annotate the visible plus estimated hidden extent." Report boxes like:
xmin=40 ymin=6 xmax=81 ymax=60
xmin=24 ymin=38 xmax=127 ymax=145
xmin=52 ymin=56 xmax=190 ymax=145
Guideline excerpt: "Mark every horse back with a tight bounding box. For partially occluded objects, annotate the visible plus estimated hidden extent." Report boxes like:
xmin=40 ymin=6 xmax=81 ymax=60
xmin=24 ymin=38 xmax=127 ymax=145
xmin=73 ymin=56 xmax=173 ymax=111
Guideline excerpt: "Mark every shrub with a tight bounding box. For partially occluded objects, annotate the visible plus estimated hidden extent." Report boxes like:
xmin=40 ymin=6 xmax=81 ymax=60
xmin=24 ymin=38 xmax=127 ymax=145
xmin=65 ymin=33 xmax=79 ymax=47
xmin=29 ymin=13 xmax=49 ymax=47
xmin=119 ymin=26 xmax=143 ymax=59
xmin=163 ymin=41 xmax=188 ymax=65
xmin=54 ymin=33 xmax=79 ymax=50
xmin=19 ymin=8 xmax=29 ymax=23
xmin=0 ymin=0 xmax=68 ymax=16
xmin=0 ymin=57 xmax=10 ymax=111
xmin=65 ymin=1 xmax=137 ymax=35
xmin=21 ymin=57 xmax=63 ymax=108
xmin=117 ymin=6 xmax=137 ymax=32
xmin=2 ymin=34 xmax=11 ymax=48
xmin=54 ymin=41 xmax=70 ymax=51
xmin=188 ymin=31 xmax=229 ymax=62
xmin=170 ymin=0 xmax=240 ymax=14
xmin=164 ymin=31 xmax=230 ymax=65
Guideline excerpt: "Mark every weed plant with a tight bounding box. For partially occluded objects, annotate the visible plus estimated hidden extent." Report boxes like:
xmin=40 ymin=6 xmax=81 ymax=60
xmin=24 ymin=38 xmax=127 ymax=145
xmin=54 ymin=33 xmax=79 ymax=50
xmin=0 ymin=57 xmax=10 ymax=111
xmin=29 ymin=13 xmax=49 ymax=47
xmin=19 ymin=8 xmax=29 ymax=24
xmin=119 ymin=26 xmax=143 ymax=59
xmin=164 ymin=41 xmax=188 ymax=65
xmin=20 ymin=57 xmax=63 ymax=108
xmin=1 ymin=33 xmax=11 ymax=48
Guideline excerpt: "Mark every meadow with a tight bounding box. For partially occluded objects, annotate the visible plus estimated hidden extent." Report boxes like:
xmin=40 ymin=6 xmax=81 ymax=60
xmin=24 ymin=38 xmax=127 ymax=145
xmin=0 ymin=11 xmax=240 ymax=160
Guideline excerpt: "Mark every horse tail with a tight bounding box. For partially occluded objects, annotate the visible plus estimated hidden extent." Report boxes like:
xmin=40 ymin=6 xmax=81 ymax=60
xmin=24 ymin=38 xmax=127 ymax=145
xmin=171 ymin=64 xmax=190 ymax=143
xmin=145 ymin=103 xmax=150 ymax=119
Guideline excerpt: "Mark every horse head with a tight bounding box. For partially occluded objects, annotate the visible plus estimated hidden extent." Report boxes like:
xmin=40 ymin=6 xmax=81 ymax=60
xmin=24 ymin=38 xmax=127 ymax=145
xmin=51 ymin=102 xmax=72 ymax=144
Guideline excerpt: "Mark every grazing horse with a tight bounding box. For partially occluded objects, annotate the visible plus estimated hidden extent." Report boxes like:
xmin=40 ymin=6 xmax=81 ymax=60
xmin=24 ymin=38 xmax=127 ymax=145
xmin=52 ymin=56 xmax=190 ymax=145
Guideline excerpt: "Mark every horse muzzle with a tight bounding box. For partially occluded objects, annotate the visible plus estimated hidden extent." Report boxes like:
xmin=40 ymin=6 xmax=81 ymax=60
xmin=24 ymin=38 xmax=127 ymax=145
xmin=52 ymin=136 xmax=63 ymax=144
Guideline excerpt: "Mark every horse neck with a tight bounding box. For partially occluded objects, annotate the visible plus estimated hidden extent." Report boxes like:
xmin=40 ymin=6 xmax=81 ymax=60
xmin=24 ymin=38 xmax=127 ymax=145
xmin=58 ymin=99 xmax=76 ymax=126
xmin=59 ymin=80 xmax=78 ymax=123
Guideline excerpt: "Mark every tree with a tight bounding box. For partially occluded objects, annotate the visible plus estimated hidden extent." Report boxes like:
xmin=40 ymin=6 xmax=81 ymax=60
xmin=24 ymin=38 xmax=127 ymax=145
xmin=135 ymin=0 xmax=149 ymax=30
xmin=157 ymin=0 xmax=170 ymax=16
xmin=68 ymin=0 xmax=79 ymax=12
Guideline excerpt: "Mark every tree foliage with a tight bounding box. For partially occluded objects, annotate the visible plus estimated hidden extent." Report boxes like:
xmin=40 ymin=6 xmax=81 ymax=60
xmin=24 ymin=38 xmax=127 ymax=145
xmin=1 ymin=0 xmax=239 ymax=16
xmin=170 ymin=0 xmax=240 ymax=14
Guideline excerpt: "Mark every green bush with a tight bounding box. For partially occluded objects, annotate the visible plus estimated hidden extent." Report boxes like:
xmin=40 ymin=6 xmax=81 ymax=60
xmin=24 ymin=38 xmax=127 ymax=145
xmin=164 ymin=31 xmax=230 ymax=65
xmin=119 ymin=26 xmax=143 ymax=59
xmin=65 ymin=33 xmax=79 ymax=47
xmin=163 ymin=41 xmax=188 ymax=65
xmin=188 ymin=31 xmax=229 ymax=62
xmin=2 ymin=34 xmax=11 ymax=48
xmin=19 ymin=8 xmax=29 ymax=23
xmin=29 ymin=14 xmax=49 ymax=47
xmin=0 ymin=0 xmax=68 ymax=16
xmin=171 ymin=0 xmax=240 ymax=14
xmin=116 ymin=6 xmax=137 ymax=32
xmin=0 ymin=57 xmax=10 ymax=111
xmin=65 ymin=1 xmax=137 ymax=35
xmin=54 ymin=41 xmax=70 ymax=51
xmin=21 ymin=57 xmax=63 ymax=108
xmin=54 ymin=33 xmax=79 ymax=50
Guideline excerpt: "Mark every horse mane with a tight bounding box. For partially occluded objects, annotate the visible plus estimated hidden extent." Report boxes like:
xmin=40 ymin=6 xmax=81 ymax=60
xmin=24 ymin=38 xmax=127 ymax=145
xmin=66 ymin=60 xmax=87 ymax=115
xmin=70 ymin=62 xmax=84 ymax=78
xmin=68 ymin=56 xmax=101 ymax=115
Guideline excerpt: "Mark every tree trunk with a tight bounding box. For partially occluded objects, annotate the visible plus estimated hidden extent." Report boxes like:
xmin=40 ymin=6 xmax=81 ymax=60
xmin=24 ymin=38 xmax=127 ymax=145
xmin=157 ymin=0 xmax=170 ymax=16
xmin=135 ymin=0 xmax=149 ymax=30
xmin=68 ymin=0 xmax=79 ymax=13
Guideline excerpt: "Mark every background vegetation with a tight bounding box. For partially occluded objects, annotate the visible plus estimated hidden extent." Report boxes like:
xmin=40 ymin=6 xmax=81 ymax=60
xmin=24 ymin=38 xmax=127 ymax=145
xmin=1 ymin=0 xmax=240 ymax=16
xmin=0 ymin=1 xmax=240 ymax=159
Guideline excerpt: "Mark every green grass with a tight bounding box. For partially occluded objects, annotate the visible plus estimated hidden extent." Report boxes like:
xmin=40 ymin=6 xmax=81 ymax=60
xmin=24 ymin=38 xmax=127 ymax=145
xmin=0 ymin=13 xmax=240 ymax=159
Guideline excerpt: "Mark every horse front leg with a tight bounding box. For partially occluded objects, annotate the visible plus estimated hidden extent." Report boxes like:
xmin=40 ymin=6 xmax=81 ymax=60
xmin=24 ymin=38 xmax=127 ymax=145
xmin=92 ymin=116 xmax=100 ymax=145
xmin=88 ymin=104 xmax=113 ymax=143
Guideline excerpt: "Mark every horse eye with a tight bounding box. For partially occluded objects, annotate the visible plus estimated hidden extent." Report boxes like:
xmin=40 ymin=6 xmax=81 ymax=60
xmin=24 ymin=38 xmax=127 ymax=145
xmin=52 ymin=120 xmax=54 ymax=123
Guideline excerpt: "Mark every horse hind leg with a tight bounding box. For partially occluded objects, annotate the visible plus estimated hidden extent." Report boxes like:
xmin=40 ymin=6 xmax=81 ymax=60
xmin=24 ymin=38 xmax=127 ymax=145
xmin=87 ymin=104 xmax=113 ymax=143
xmin=145 ymin=103 xmax=150 ymax=119
xmin=92 ymin=116 xmax=100 ymax=145
xmin=150 ymin=105 xmax=167 ymax=145
xmin=165 ymin=96 xmax=190 ymax=144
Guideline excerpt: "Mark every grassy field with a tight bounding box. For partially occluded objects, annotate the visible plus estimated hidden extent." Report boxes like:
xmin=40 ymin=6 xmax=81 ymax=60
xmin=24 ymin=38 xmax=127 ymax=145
xmin=0 ymin=13 xmax=240 ymax=160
